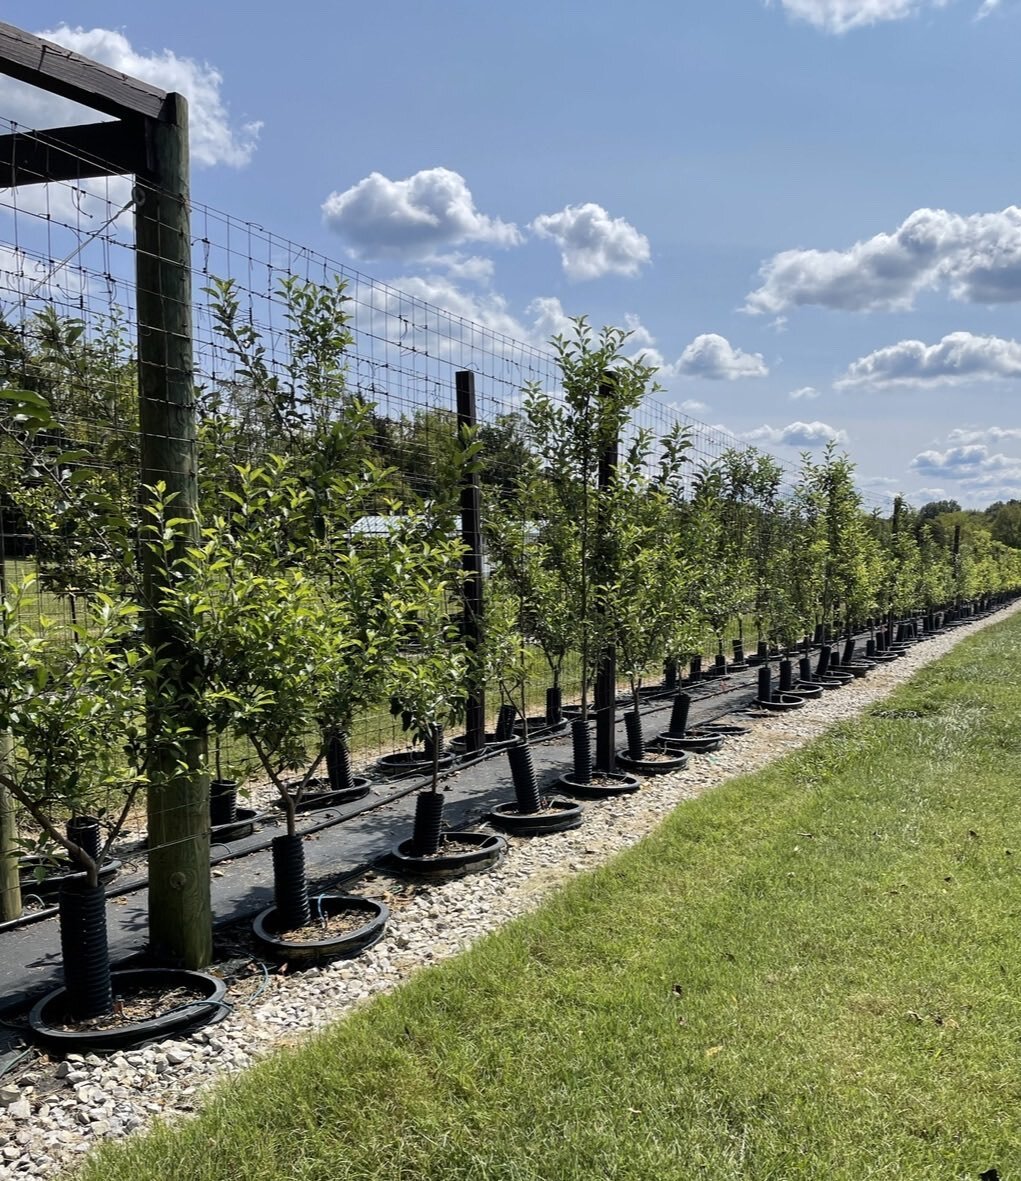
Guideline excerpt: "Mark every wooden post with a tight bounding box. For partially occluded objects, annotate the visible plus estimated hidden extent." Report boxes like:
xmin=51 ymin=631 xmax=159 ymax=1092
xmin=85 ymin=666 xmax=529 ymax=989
xmin=0 ymin=533 xmax=20 ymax=921
xmin=594 ymin=381 xmax=618 ymax=773
xmin=456 ymin=371 xmax=486 ymax=753
xmin=136 ymin=94 xmax=211 ymax=970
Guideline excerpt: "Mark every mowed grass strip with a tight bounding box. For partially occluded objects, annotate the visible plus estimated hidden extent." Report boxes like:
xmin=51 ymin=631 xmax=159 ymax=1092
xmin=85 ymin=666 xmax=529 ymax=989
xmin=81 ymin=619 xmax=1021 ymax=1181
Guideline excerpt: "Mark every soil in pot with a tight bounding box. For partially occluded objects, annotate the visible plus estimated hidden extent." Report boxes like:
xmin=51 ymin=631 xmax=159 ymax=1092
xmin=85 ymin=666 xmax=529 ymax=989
xmin=29 ymin=968 xmax=226 ymax=1051
xmin=254 ymin=894 xmax=389 ymax=960
xmin=555 ymin=771 xmax=642 ymax=797
xmin=389 ymin=831 xmax=507 ymax=878
xmin=616 ymin=749 xmax=689 ymax=775
xmin=376 ymin=750 xmax=455 ymax=776
xmin=489 ymin=797 xmax=583 ymax=836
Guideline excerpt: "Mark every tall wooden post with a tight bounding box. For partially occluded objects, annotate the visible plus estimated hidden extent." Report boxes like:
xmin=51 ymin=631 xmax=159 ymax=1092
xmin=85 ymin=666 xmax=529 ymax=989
xmin=0 ymin=531 xmax=20 ymax=921
xmin=456 ymin=371 xmax=486 ymax=753
xmin=136 ymin=94 xmax=211 ymax=969
xmin=594 ymin=382 xmax=618 ymax=773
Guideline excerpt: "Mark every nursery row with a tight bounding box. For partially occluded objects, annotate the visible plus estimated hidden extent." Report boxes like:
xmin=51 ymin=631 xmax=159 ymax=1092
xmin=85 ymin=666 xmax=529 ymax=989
xmin=1 ymin=293 xmax=1020 ymax=1043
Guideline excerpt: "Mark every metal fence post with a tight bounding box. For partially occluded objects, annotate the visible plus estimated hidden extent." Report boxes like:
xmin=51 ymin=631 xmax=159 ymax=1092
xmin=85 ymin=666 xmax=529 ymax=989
xmin=456 ymin=371 xmax=486 ymax=753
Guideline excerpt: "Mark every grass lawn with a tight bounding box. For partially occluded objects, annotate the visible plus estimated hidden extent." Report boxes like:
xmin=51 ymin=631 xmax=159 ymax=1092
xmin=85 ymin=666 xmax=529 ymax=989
xmin=80 ymin=616 xmax=1021 ymax=1180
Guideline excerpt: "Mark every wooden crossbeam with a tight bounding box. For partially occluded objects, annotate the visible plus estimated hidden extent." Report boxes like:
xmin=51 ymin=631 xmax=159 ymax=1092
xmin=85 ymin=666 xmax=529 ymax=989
xmin=0 ymin=119 xmax=149 ymax=185
xmin=0 ymin=22 xmax=168 ymax=122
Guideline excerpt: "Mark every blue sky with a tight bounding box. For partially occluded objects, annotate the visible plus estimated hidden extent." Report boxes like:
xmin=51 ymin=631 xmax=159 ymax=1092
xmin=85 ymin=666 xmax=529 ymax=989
xmin=2 ymin=0 xmax=1021 ymax=507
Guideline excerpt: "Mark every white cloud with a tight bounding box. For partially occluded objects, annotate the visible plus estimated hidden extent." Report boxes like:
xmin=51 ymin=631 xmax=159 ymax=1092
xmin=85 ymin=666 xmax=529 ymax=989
xmin=946 ymin=425 xmax=1021 ymax=444
xmin=322 ymin=168 xmax=521 ymax=261
xmin=671 ymin=333 xmax=769 ymax=380
xmin=745 ymin=207 xmax=1021 ymax=315
xmin=0 ymin=26 xmax=260 ymax=168
xmin=680 ymin=399 xmax=709 ymax=412
xmin=429 ymin=254 xmax=496 ymax=284
xmin=0 ymin=243 xmax=88 ymax=305
xmin=909 ymin=442 xmax=1020 ymax=480
xmin=770 ymin=0 xmax=952 ymax=33
xmin=836 ymin=332 xmax=1021 ymax=389
xmin=914 ymin=487 xmax=949 ymax=498
xmin=744 ymin=420 xmax=848 ymax=446
xmin=530 ymin=203 xmax=651 ymax=281
xmin=789 ymin=385 xmax=820 ymax=400
xmin=976 ymin=0 xmax=1002 ymax=16
xmin=859 ymin=474 xmax=899 ymax=486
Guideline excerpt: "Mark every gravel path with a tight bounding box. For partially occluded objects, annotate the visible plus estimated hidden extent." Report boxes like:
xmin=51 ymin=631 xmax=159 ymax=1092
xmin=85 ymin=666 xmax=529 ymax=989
xmin=0 ymin=606 xmax=1015 ymax=1179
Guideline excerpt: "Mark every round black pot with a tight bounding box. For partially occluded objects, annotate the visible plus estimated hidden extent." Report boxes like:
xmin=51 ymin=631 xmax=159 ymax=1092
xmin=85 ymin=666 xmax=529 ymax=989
xmin=376 ymin=750 xmax=455 ymax=777
xmin=389 ymin=831 xmax=507 ymax=879
xmin=754 ymin=693 xmax=805 ymax=712
xmin=789 ymin=683 xmax=823 ymax=699
xmin=843 ymin=664 xmax=871 ymax=679
xmin=698 ymin=721 xmax=751 ymax=737
xmin=813 ymin=677 xmax=845 ymax=691
xmin=253 ymin=895 xmax=389 ymax=962
xmin=655 ymin=729 xmax=723 ymax=754
xmin=210 ymin=808 xmax=259 ymax=844
xmin=555 ymin=771 xmax=642 ymax=798
xmin=449 ymin=733 xmax=521 ymax=754
xmin=512 ymin=715 xmax=570 ymax=738
xmin=823 ymin=670 xmax=854 ymax=686
xmin=870 ymin=651 xmax=901 ymax=662
xmin=18 ymin=857 xmax=121 ymax=904
xmin=28 ymin=969 xmax=227 ymax=1052
xmin=616 ymin=749 xmax=689 ymax=775
xmin=489 ymin=798 xmax=584 ymax=836
xmin=282 ymin=777 xmax=372 ymax=812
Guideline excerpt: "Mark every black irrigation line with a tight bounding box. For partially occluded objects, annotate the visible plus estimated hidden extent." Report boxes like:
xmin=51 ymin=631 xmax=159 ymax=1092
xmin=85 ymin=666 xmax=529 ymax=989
xmin=0 ymin=617 xmax=953 ymax=939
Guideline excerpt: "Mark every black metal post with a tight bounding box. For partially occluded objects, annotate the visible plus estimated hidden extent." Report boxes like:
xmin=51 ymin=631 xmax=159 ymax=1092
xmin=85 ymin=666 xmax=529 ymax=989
xmin=594 ymin=382 xmax=618 ymax=773
xmin=456 ymin=371 xmax=486 ymax=754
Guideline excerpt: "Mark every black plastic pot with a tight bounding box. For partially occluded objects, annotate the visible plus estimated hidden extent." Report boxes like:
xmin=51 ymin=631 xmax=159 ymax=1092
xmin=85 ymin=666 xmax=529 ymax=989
xmin=656 ymin=729 xmax=722 ymax=754
xmin=494 ymin=703 xmax=519 ymax=742
xmin=687 ymin=655 xmax=703 ymax=683
xmin=616 ymin=749 xmax=689 ymax=775
xmin=376 ymin=750 xmax=455 ymax=776
xmin=489 ymin=797 xmax=583 ymax=836
xmin=778 ymin=659 xmax=794 ymax=693
xmin=389 ymin=831 xmax=507 ymax=879
xmin=787 ymin=683 xmax=823 ymax=700
xmin=555 ymin=770 xmax=641 ymax=798
xmin=754 ymin=693 xmax=806 ymax=712
xmin=512 ymin=715 xmax=570 ymax=738
xmin=843 ymin=664 xmax=871 ymax=679
xmin=450 ymin=732 xmax=520 ymax=754
xmin=663 ymin=659 xmax=679 ymax=693
xmin=283 ymin=777 xmax=371 ymax=812
xmin=571 ymin=716 xmax=593 ymax=784
xmin=210 ymin=808 xmax=259 ymax=844
xmin=29 ymin=969 xmax=227 ymax=1052
xmin=18 ymin=857 xmax=121 ymax=904
xmin=758 ymin=665 xmax=773 ymax=704
xmin=253 ymin=895 xmax=389 ymax=961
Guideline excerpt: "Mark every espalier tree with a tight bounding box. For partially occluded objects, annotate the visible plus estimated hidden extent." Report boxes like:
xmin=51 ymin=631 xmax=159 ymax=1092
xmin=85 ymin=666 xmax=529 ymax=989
xmin=602 ymin=422 xmax=695 ymax=749
xmin=485 ymin=438 xmax=583 ymax=726
xmin=684 ymin=458 xmax=749 ymax=668
xmin=520 ymin=318 xmax=656 ymax=723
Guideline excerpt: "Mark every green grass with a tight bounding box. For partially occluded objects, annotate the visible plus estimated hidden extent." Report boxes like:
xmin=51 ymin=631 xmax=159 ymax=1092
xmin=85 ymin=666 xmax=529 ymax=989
xmin=79 ymin=615 xmax=1021 ymax=1179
